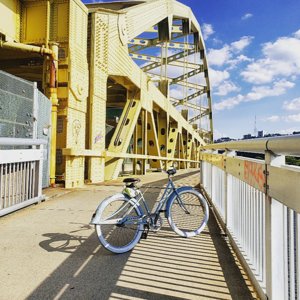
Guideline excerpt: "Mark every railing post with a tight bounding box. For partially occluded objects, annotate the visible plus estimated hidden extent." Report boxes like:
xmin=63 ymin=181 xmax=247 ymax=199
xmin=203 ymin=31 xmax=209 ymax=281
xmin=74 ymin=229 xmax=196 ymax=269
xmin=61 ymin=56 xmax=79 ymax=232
xmin=264 ymin=151 xmax=285 ymax=300
xmin=224 ymin=150 xmax=236 ymax=233
xmin=33 ymin=82 xmax=38 ymax=140
xmin=38 ymin=143 xmax=44 ymax=198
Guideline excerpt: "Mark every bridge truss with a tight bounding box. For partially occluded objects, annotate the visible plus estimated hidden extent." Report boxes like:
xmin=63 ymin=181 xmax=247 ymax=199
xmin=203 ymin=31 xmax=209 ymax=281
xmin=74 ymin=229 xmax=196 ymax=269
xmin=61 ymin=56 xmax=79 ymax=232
xmin=0 ymin=0 xmax=213 ymax=187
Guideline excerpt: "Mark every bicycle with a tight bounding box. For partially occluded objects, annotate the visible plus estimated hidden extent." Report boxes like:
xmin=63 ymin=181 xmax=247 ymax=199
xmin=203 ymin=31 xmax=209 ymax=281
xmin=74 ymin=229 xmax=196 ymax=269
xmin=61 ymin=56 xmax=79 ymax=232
xmin=90 ymin=168 xmax=209 ymax=254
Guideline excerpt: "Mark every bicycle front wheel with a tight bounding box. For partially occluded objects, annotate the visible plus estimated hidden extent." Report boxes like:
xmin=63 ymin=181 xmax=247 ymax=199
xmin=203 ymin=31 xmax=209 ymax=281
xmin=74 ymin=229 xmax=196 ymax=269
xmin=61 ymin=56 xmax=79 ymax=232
xmin=167 ymin=189 xmax=209 ymax=238
xmin=95 ymin=195 xmax=143 ymax=254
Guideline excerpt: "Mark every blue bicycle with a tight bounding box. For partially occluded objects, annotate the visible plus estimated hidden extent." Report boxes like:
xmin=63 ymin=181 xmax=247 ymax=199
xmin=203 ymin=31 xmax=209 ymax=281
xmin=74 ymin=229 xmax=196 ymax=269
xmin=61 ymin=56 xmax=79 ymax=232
xmin=90 ymin=168 xmax=209 ymax=254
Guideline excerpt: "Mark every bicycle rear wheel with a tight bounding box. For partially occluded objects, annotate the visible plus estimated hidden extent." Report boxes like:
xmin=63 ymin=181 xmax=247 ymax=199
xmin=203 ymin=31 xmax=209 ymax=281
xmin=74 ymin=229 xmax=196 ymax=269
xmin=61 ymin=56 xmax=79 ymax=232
xmin=95 ymin=195 xmax=143 ymax=253
xmin=167 ymin=189 xmax=209 ymax=238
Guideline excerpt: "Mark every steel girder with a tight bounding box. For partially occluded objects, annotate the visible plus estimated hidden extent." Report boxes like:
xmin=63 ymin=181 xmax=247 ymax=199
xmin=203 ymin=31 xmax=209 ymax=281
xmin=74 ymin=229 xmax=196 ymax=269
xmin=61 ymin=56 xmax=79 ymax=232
xmin=0 ymin=0 xmax=214 ymax=186
xmin=85 ymin=0 xmax=214 ymax=180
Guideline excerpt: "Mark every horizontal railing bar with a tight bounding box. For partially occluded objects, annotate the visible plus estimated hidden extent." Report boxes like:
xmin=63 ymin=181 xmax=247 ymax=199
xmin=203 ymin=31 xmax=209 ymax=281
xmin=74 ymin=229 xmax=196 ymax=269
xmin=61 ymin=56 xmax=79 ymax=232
xmin=62 ymin=148 xmax=200 ymax=163
xmin=201 ymin=135 xmax=300 ymax=156
xmin=0 ymin=138 xmax=47 ymax=146
xmin=0 ymin=195 xmax=45 ymax=217
xmin=201 ymin=153 xmax=300 ymax=213
xmin=0 ymin=149 xmax=44 ymax=164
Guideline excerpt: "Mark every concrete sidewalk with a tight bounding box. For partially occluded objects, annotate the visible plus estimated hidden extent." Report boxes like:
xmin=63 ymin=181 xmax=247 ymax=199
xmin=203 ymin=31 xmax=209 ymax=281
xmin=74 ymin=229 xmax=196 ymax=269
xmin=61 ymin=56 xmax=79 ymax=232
xmin=0 ymin=170 xmax=258 ymax=300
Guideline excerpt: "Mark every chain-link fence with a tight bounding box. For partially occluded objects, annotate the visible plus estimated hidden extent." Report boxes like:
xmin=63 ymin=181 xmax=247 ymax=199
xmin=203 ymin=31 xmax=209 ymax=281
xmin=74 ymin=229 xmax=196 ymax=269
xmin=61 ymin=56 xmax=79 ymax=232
xmin=0 ymin=70 xmax=51 ymax=188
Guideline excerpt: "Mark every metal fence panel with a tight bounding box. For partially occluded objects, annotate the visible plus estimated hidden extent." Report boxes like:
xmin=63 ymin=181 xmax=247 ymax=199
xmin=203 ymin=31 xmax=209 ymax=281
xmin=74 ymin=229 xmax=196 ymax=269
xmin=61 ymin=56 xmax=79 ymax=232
xmin=0 ymin=140 xmax=45 ymax=216
xmin=0 ymin=71 xmax=34 ymax=140
xmin=0 ymin=70 xmax=51 ymax=188
xmin=36 ymin=91 xmax=51 ymax=188
xmin=201 ymin=140 xmax=300 ymax=300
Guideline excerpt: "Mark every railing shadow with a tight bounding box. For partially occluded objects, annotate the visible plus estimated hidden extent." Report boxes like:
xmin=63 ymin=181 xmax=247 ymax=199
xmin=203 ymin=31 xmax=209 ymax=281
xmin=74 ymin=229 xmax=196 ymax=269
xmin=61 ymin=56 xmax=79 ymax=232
xmin=27 ymin=171 xmax=257 ymax=300
xmin=205 ymin=207 xmax=256 ymax=300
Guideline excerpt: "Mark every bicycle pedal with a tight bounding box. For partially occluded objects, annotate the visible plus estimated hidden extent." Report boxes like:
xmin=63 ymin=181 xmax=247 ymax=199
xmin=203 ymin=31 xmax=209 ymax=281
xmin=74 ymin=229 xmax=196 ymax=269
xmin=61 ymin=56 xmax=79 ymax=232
xmin=141 ymin=232 xmax=148 ymax=239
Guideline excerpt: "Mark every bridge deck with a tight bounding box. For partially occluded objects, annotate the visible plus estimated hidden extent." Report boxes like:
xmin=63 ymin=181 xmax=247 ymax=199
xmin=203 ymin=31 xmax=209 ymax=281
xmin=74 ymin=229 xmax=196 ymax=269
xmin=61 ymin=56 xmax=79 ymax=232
xmin=0 ymin=170 xmax=258 ymax=299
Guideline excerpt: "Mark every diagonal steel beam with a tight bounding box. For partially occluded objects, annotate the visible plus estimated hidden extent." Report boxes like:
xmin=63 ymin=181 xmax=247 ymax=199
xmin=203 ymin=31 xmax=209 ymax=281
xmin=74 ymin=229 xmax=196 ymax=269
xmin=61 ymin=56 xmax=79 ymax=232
xmin=142 ymin=49 xmax=198 ymax=71
xmin=175 ymin=81 xmax=205 ymax=90
xmin=170 ymin=98 xmax=202 ymax=110
xmin=147 ymin=24 xmax=182 ymax=33
xmin=128 ymin=37 xmax=158 ymax=53
xmin=129 ymin=38 xmax=194 ymax=50
xmin=128 ymin=33 xmax=185 ymax=53
xmin=129 ymin=53 xmax=199 ymax=68
xmin=170 ymin=66 xmax=204 ymax=84
xmin=168 ymin=60 xmax=200 ymax=69
xmin=171 ymin=90 xmax=207 ymax=107
xmin=189 ymin=108 xmax=211 ymax=123
xmin=129 ymin=52 xmax=161 ymax=63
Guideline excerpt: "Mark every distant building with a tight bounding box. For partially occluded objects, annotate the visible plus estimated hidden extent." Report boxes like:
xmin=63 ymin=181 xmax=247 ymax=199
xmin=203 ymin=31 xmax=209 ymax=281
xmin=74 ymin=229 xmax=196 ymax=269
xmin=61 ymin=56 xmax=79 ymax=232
xmin=214 ymin=137 xmax=234 ymax=143
xmin=243 ymin=134 xmax=252 ymax=140
xmin=257 ymin=130 xmax=264 ymax=138
xmin=264 ymin=133 xmax=283 ymax=138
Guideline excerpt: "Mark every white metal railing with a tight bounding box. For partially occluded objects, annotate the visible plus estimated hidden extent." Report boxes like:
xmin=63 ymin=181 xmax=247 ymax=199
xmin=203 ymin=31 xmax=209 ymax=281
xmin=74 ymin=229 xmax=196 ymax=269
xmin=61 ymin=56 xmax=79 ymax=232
xmin=0 ymin=138 xmax=46 ymax=216
xmin=200 ymin=135 xmax=300 ymax=300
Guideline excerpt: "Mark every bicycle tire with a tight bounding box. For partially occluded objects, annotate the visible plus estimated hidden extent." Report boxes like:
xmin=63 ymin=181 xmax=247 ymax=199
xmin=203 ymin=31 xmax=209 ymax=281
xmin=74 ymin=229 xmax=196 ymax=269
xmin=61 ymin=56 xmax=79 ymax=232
xmin=167 ymin=189 xmax=209 ymax=238
xmin=95 ymin=194 xmax=143 ymax=253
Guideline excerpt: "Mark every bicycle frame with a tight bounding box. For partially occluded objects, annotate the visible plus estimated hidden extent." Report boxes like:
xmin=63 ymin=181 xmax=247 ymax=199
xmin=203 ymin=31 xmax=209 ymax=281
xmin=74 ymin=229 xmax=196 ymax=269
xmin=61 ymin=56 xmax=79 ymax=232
xmin=91 ymin=176 xmax=192 ymax=226
xmin=140 ymin=177 xmax=177 ymax=216
xmin=120 ymin=177 xmax=191 ymax=226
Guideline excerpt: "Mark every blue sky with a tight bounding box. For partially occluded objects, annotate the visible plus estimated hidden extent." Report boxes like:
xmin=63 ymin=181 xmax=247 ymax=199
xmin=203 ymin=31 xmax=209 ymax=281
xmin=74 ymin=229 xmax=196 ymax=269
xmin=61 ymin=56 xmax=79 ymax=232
xmin=84 ymin=0 xmax=300 ymax=139
xmin=180 ymin=0 xmax=300 ymax=138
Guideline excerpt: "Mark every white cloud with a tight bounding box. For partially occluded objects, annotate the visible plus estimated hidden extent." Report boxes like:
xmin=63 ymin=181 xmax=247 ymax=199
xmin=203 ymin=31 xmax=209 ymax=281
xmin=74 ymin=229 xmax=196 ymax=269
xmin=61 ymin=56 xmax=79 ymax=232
xmin=294 ymin=29 xmax=300 ymax=39
xmin=245 ymin=79 xmax=295 ymax=101
xmin=227 ymin=54 xmax=253 ymax=69
xmin=262 ymin=114 xmax=300 ymax=123
xmin=231 ymin=36 xmax=253 ymax=53
xmin=284 ymin=113 xmax=300 ymax=122
xmin=202 ymin=23 xmax=214 ymax=40
xmin=215 ymin=81 xmax=240 ymax=96
xmin=207 ymin=45 xmax=231 ymax=66
xmin=278 ymin=127 xmax=300 ymax=134
xmin=241 ymin=13 xmax=253 ymax=21
xmin=213 ymin=80 xmax=295 ymax=111
xmin=263 ymin=115 xmax=280 ymax=122
xmin=213 ymin=95 xmax=244 ymax=110
xmin=284 ymin=97 xmax=300 ymax=111
xmin=241 ymin=32 xmax=300 ymax=84
xmin=209 ymin=68 xmax=230 ymax=87
xmin=207 ymin=36 xmax=253 ymax=67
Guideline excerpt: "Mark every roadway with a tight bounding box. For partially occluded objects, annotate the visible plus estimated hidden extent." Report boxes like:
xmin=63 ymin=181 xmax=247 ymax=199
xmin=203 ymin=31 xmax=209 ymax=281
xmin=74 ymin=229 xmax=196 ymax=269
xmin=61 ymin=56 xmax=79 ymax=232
xmin=0 ymin=170 xmax=258 ymax=299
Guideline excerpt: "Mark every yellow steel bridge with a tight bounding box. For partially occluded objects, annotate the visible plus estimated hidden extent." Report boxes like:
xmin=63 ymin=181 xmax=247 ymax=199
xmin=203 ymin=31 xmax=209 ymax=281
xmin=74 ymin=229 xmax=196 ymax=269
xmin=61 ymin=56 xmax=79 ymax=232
xmin=1 ymin=2 xmax=300 ymax=300
xmin=0 ymin=0 xmax=213 ymax=188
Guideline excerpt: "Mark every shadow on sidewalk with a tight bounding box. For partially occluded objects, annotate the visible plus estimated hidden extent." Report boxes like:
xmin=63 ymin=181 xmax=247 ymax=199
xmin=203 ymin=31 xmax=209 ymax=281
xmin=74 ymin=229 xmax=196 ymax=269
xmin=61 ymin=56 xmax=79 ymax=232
xmin=28 ymin=171 xmax=256 ymax=300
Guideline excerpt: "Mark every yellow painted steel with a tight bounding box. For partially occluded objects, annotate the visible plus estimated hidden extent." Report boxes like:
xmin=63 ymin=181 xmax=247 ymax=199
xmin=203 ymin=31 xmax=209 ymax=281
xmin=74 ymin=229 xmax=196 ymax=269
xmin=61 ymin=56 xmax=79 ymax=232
xmin=0 ymin=0 xmax=213 ymax=186
xmin=0 ymin=0 xmax=20 ymax=42
xmin=49 ymin=43 xmax=59 ymax=186
xmin=147 ymin=111 xmax=162 ymax=169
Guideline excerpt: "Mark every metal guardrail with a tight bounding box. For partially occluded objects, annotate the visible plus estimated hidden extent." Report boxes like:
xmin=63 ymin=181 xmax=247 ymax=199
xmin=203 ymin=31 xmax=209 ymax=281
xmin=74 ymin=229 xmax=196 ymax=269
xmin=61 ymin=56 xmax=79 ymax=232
xmin=200 ymin=135 xmax=300 ymax=300
xmin=0 ymin=138 xmax=46 ymax=216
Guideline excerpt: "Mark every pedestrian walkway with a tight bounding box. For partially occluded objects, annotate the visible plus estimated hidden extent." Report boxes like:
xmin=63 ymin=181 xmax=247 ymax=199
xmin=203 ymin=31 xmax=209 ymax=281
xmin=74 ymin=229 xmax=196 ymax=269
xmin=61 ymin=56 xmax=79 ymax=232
xmin=0 ymin=170 xmax=258 ymax=299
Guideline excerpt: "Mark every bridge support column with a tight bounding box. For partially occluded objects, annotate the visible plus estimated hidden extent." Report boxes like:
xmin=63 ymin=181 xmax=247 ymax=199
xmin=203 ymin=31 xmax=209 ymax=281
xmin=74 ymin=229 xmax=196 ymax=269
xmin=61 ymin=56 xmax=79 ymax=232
xmin=88 ymin=13 xmax=109 ymax=183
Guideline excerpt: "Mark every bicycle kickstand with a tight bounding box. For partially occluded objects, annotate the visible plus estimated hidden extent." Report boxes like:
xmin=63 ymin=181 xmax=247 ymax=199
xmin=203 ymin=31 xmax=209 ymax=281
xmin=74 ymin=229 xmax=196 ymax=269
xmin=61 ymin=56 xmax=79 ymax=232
xmin=141 ymin=224 xmax=149 ymax=240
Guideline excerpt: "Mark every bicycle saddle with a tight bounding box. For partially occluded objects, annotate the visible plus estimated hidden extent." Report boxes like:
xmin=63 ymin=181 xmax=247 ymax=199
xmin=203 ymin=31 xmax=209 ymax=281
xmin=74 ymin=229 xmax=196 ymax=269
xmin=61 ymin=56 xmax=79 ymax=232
xmin=167 ymin=168 xmax=176 ymax=176
xmin=123 ymin=178 xmax=141 ymax=183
